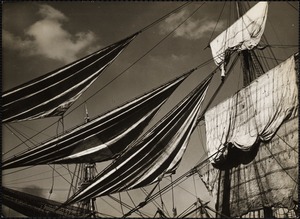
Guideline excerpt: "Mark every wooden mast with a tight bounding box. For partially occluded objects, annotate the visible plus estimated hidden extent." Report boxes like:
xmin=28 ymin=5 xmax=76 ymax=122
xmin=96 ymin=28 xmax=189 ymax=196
xmin=77 ymin=103 xmax=97 ymax=217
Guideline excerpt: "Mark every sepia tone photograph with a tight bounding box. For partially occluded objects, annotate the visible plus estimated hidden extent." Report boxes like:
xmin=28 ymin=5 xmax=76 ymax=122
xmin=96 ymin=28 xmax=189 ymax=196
xmin=2 ymin=1 xmax=298 ymax=218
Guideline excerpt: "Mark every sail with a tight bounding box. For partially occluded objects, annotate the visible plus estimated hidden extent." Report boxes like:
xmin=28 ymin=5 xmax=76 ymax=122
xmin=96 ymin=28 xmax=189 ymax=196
xmin=64 ymin=72 xmax=213 ymax=205
xmin=205 ymin=55 xmax=297 ymax=164
xmin=2 ymin=33 xmax=138 ymax=123
xmin=210 ymin=2 xmax=268 ymax=77
xmin=2 ymin=187 xmax=91 ymax=217
xmin=199 ymin=115 xmax=298 ymax=217
xmin=199 ymin=55 xmax=298 ymax=217
xmin=2 ymin=71 xmax=192 ymax=169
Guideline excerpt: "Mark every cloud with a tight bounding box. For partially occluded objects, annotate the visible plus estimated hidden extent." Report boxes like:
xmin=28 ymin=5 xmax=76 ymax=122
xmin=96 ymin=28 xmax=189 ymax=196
xmin=38 ymin=4 xmax=67 ymax=21
xmin=159 ymin=9 xmax=225 ymax=40
xmin=3 ymin=4 xmax=98 ymax=63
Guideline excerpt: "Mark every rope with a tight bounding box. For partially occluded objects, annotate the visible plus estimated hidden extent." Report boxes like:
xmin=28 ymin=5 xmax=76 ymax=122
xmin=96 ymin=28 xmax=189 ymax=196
xmin=158 ymin=182 xmax=169 ymax=217
xmin=67 ymin=164 xmax=78 ymax=199
xmin=198 ymin=53 xmax=240 ymax=122
xmin=4 ymin=124 xmax=34 ymax=154
xmin=47 ymin=117 xmax=64 ymax=199
xmin=192 ymin=174 xmax=198 ymax=200
xmin=139 ymin=2 xmax=192 ymax=33
xmin=264 ymin=145 xmax=298 ymax=184
xmin=108 ymin=194 xmax=151 ymax=218
xmin=125 ymin=191 xmax=146 ymax=218
xmin=205 ymin=2 xmax=227 ymax=48
xmin=177 ymin=202 xmax=196 ymax=218
xmin=170 ymin=175 xmax=176 ymax=217
xmin=118 ymin=192 xmax=124 ymax=215
xmin=286 ymin=2 xmax=298 ymax=11
xmin=180 ymin=204 xmax=204 ymax=218
xmin=140 ymin=188 xmax=162 ymax=211
xmin=48 ymin=164 xmax=55 ymax=199
xmin=100 ymin=197 xmax=122 ymax=215
xmin=275 ymin=133 xmax=298 ymax=153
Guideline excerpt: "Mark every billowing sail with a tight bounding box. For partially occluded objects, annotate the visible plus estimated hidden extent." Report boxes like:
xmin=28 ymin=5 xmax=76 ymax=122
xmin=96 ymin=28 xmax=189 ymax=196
xmin=2 ymin=70 xmax=193 ymax=169
xmin=65 ymin=72 xmax=213 ymax=205
xmin=210 ymin=2 xmax=268 ymax=77
xmin=199 ymin=115 xmax=298 ymax=217
xmin=205 ymin=55 xmax=297 ymax=164
xmin=2 ymin=33 xmax=138 ymax=123
xmin=199 ymin=54 xmax=298 ymax=217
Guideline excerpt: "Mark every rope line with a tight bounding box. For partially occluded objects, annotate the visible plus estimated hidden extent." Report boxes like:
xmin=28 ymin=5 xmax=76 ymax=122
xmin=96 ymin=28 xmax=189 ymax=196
xmin=286 ymin=2 xmax=298 ymax=11
xmin=118 ymin=192 xmax=124 ymax=215
xmin=48 ymin=164 xmax=55 ymax=199
xmin=139 ymin=2 xmax=192 ymax=33
xmin=140 ymin=188 xmax=162 ymax=212
xmin=100 ymin=197 xmax=122 ymax=215
xmin=264 ymin=145 xmax=297 ymax=184
xmin=109 ymin=194 xmax=151 ymax=218
xmin=206 ymin=2 xmax=227 ymax=48
xmin=275 ymin=133 xmax=298 ymax=153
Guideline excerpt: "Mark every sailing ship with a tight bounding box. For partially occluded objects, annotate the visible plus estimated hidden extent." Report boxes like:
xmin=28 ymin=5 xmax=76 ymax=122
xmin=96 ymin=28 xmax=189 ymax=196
xmin=2 ymin=1 xmax=298 ymax=218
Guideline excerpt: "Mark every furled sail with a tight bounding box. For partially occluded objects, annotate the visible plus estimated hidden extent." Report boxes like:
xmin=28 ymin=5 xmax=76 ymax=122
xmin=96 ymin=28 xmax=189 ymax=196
xmin=198 ymin=54 xmax=298 ymax=217
xmin=2 ymin=70 xmax=193 ymax=169
xmin=64 ymin=72 xmax=213 ymax=205
xmin=2 ymin=187 xmax=91 ymax=217
xmin=210 ymin=2 xmax=268 ymax=77
xmin=2 ymin=33 xmax=138 ymax=123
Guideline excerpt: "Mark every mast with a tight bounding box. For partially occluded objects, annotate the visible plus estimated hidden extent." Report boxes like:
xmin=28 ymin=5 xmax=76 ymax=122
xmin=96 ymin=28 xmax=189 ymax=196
xmin=77 ymin=105 xmax=97 ymax=217
xmin=237 ymin=2 xmax=264 ymax=86
xmin=77 ymin=163 xmax=97 ymax=217
xmin=217 ymin=3 xmax=270 ymax=217
xmin=237 ymin=2 xmax=273 ymax=217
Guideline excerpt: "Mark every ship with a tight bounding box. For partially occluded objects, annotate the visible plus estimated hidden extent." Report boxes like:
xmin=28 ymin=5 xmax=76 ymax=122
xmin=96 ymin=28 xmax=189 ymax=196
xmin=2 ymin=1 xmax=298 ymax=218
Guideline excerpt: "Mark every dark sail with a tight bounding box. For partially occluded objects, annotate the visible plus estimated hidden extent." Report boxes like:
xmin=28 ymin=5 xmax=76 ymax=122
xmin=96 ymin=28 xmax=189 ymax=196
xmin=2 ymin=33 xmax=138 ymax=123
xmin=64 ymin=72 xmax=213 ymax=205
xmin=2 ymin=187 xmax=92 ymax=217
xmin=2 ymin=70 xmax=193 ymax=169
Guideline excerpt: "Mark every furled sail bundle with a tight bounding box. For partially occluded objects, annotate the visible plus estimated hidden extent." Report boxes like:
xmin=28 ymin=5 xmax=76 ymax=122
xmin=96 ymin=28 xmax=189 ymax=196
xmin=64 ymin=72 xmax=213 ymax=205
xmin=2 ymin=70 xmax=193 ymax=169
xmin=2 ymin=33 xmax=138 ymax=123
xmin=210 ymin=2 xmax=268 ymax=77
xmin=2 ymin=187 xmax=91 ymax=217
xmin=199 ymin=54 xmax=298 ymax=217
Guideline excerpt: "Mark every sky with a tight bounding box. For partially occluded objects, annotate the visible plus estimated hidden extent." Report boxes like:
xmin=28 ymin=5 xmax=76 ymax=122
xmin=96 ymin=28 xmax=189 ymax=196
xmin=2 ymin=1 xmax=298 ymax=217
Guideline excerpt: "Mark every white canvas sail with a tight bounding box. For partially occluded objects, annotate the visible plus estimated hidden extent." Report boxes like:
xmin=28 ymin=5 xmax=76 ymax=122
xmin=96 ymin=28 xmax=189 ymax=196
xmin=205 ymin=55 xmax=297 ymax=162
xmin=200 ymin=54 xmax=298 ymax=217
xmin=210 ymin=2 xmax=268 ymax=77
